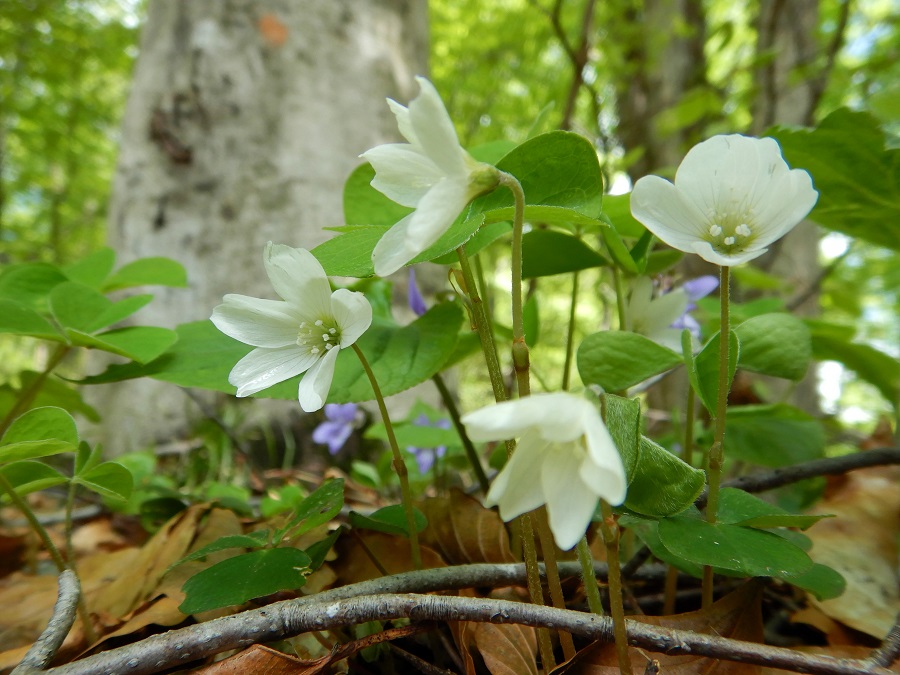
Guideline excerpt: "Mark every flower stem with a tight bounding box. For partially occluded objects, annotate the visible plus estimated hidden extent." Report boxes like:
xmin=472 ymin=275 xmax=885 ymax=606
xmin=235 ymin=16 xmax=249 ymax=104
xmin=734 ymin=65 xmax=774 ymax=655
xmin=521 ymin=512 xmax=556 ymax=671
xmin=534 ymin=508 xmax=577 ymax=661
xmin=562 ymin=269 xmax=581 ymax=390
xmin=576 ymin=534 xmax=605 ymax=616
xmin=351 ymin=344 xmax=422 ymax=571
xmin=703 ymin=265 xmax=731 ymax=608
xmin=600 ymin=500 xmax=633 ymax=675
xmin=456 ymin=245 xmax=508 ymax=412
xmin=431 ymin=373 xmax=489 ymax=494
xmin=500 ymin=171 xmax=531 ymax=398
xmin=0 ymin=472 xmax=96 ymax=642
xmin=611 ymin=265 xmax=628 ymax=330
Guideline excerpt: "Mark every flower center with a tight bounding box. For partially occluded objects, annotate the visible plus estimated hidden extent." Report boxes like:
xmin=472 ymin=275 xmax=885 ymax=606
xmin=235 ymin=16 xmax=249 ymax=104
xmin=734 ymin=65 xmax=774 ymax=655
xmin=297 ymin=319 xmax=341 ymax=356
xmin=705 ymin=213 xmax=755 ymax=253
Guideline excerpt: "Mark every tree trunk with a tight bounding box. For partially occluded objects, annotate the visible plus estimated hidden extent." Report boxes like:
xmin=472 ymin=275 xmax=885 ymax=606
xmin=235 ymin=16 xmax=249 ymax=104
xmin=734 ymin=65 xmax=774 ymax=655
xmin=91 ymin=0 xmax=428 ymax=454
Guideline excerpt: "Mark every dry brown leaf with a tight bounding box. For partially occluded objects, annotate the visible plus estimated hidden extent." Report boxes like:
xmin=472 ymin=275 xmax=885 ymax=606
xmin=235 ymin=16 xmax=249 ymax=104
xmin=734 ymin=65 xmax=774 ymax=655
xmin=553 ymin=580 xmax=766 ymax=675
xmin=193 ymin=644 xmax=312 ymax=674
xmin=474 ymin=622 xmax=540 ymax=675
xmin=332 ymin=531 xmax=445 ymax=585
xmin=419 ymin=489 xmax=515 ymax=564
xmin=804 ymin=465 xmax=900 ymax=638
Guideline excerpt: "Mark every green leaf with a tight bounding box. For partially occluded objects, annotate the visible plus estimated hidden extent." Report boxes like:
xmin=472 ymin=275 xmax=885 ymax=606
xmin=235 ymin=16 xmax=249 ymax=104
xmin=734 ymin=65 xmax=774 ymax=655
xmin=0 ymin=461 xmax=68 ymax=497
xmin=276 ymin=479 xmax=344 ymax=540
xmin=600 ymin=194 xmax=646 ymax=238
xmin=326 ymin=303 xmax=463 ymax=403
xmin=2 ymin=407 xmax=79 ymax=446
xmin=365 ymin=422 xmax=458 ymax=449
xmin=73 ymin=461 xmax=133 ymax=502
xmin=431 ymin=221 xmax=512 ymax=264
xmin=305 ymin=528 xmax=341 ymax=570
xmin=578 ymin=331 xmax=682 ymax=392
xmin=89 ymin=295 xmax=154 ymax=331
xmin=0 ymin=440 xmax=76 ymax=464
xmin=521 ymin=230 xmax=607 ymax=278
xmin=63 ymin=248 xmax=116 ymax=288
xmin=312 ymin=226 xmax=387 ymax=277
xmin=771 ymin=109 xmax=900 ymax=251
xmin=619 ymin=515 xmax=704 ymax=577
xmin=179 ymin=548 xmax=311 ymax=614
xmin=0 ymin=300 xmax=63 ymax=340
xmin=599 ymin=223 xmax=640 ymax=273
xmin=102 ymin=257 xmax=187 ymax=292
xmin=725 ymin=404 xmax=825 ymax=467
xmin=0 ymin=263 xmax=68 ymax=309
xmin=349 ymin=505 xmax=427 ymax=537
xmin=601 ymin=394 xmax=641 ymax=482
xmin=692 ymin=330 xmax=740 ymax=413
xmin=786 ymin=563 xmax=846 ymax=601
xmin=718 ymin=488 xmax=828 ymax=530
xmin=65 ymin=326 xmax=178 ymax=363
xmin=658 ymin=514 xmax=814 ymax=579
xmin=343 ymin=163 xmax=413 ymax=227
xmin=49 ymin=282 xmax=113 ymax=333
xmin=735 ymin=313 xmax=811 ymax=381
xmin=170 ymin=531 xmax=270 ymax=569
xmin=624 ymin=437 xmax=705 ymax=517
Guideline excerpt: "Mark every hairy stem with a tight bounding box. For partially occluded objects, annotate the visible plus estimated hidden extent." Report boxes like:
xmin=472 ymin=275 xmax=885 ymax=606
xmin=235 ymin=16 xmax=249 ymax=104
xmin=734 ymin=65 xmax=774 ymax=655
xmin=562 ymin=269 xmax=580 ymax=390
xmin=352 ymin=344 xmax=421 ymax=570
xmin=577 ymin=535 xmax=605 ymax=616
xmin=601 ymin=500 xmax=633 ymax=675
xmin=501 ymin=171 xmax=531 ymax=397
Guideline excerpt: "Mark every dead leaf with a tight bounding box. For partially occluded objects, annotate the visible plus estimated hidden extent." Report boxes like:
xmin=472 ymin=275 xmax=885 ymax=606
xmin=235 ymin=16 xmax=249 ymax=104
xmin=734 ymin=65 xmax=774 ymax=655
xmin=193 ymin=644 xmax=311 ymax=674
xmin=553 ymin=580 xmax=766 ymax=675
xmin=805 ymin=465 xmax=900 ymax=638
xmin=474 ymin=623 xmax=539 ymax=675
xmin=332 ymin=531 xmax=445 ymax=585
xmin=419 ymin=489 xmax=515 ymax=564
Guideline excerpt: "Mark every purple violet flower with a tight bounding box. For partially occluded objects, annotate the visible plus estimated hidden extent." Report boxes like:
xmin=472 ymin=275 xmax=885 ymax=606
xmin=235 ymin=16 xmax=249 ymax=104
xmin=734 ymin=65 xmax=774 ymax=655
xmin=312 ymin=403 xmax=358 ymax=455
xmin=408 ymin=268 xmax=428 ymax=317
xmin=406 ymin=414 xmax=451 ymax=473
xmin=670 ymin=275 xmax=718 ymax=338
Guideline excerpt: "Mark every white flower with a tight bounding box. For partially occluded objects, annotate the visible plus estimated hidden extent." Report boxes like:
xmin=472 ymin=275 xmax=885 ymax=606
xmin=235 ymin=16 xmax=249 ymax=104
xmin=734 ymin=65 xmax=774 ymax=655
xmin=362 ymin=76 xmax=500 ymax=277
xmin=211 ymin=243 xmax=372 ymax=412
xmin=630 ymin=135 xmax=818 ymax=267
xmin=462 ymin=392 xmax=627 ymax=551
xmin=627 ymin=275 xmax=719 ymax=352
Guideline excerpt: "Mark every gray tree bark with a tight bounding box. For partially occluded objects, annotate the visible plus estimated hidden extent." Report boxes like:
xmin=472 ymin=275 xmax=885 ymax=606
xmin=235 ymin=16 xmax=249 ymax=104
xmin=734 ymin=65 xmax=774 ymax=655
xmin=91 ymin=0 xmax=428 ymax=454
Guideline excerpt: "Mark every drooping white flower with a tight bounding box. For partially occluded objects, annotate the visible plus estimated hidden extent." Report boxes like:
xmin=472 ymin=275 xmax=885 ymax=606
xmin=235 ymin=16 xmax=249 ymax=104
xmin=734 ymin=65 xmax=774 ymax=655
xmin=627 ymin=275 xmax=719 ymax=351
xmin=630 ymin=135 xmax=818 ymax=267
xmin=362 ymin=76 xmax=500 ymax=277
xmin=211 ymin=243 xmax=372 ymax=412
xmin=462 ymin=392 xmax=627 ymax=551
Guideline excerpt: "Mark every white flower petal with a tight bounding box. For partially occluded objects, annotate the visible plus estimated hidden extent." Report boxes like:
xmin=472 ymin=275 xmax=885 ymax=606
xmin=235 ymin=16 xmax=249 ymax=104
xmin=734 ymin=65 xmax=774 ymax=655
xmin=331 ymin=289 xmax=373 ymax=347
xmin=631 ymin=175 xmax=710 ymax=248
xmin=372 ymin=214 xmax=419 ymax=277
xmin=462 ymin=393 xmax=588 ymax=444
xmin=484 ymin=432 xmax=548 ymax=520
xmin=297 ymin=342 xmax=340 ymax=412
xmin=362 ymin=143 xmax=443 ymax=207
xmin=408 ymin=76 xmax=468 ymax=177
xmin=752 ymin=169 xmax=818 ymax=243
xmin=542 ymin=448 xmax=599 ymax=550
xmin=229 ymin=346 xmax=318 ymax=398
xmin=405 ymin=177 xmax=468 ymax=248
xmin=690 ymin=241 xmax=767 ymax=267
xmin=264 ymin=244 xmax=332 ymax=319
xmin=211 ymin=295 xmax=300 ymax=348
xmin=387 ymin=98 xmax=417 ymax=145
xmin=581 ymin=412 xmax=628 ymax=505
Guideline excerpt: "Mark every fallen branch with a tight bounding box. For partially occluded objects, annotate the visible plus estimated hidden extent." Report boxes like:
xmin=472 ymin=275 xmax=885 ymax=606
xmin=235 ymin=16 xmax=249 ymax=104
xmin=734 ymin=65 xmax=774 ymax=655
xmin=868 ymin=614 xmax=900 ymax=668
xmin=12 ymin=570 xmax=80 ymax=675
xmin=41 ymin=593 xmax=894 ymax=675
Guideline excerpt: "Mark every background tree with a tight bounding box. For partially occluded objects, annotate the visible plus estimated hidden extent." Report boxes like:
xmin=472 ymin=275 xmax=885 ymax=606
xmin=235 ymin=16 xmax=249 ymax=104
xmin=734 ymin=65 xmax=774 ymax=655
xmin=90 ymin=0 xmax=429 ymax=453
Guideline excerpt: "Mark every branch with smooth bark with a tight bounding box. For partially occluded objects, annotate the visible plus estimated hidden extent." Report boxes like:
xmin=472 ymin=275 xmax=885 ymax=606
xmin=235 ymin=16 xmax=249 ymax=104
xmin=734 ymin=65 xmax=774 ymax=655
xmin=868 ymin=614 xmax=900 ymax=669
xmin=41 ymin=593 xmax=896 ymax=675
xmin=13 ymin=570 xmax=80 ymax=675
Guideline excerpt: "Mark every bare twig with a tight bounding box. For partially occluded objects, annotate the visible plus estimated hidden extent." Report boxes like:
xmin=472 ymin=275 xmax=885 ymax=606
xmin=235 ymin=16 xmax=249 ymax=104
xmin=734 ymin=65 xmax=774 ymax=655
xmin=786 ymin=242 xmax=853 ymax=311
xmin=42 ymin=593 xmax=895 ymax=675
xmin=868 ymin=614 xmax=900 ymax=668
xmin=12 ymin=570 xmax=80 ymax=675
xmin=389 ymin=643 xmax=458 ymax=675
